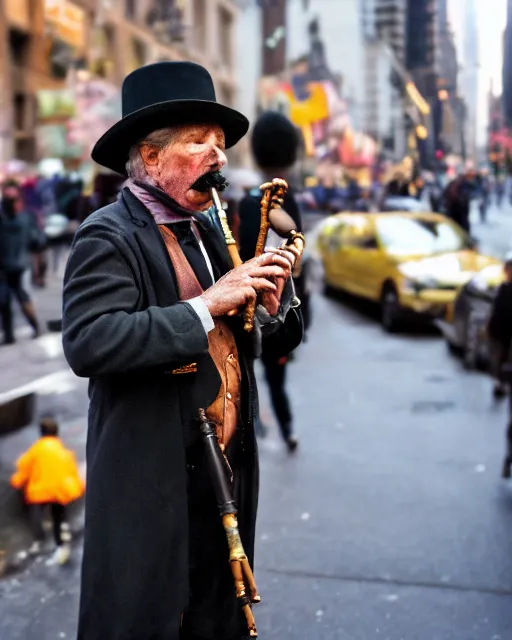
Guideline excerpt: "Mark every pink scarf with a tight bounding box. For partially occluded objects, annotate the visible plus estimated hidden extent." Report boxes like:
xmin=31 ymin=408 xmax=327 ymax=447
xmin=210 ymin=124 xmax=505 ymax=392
xmin=125 ymin=179 xmax=193 ymax=224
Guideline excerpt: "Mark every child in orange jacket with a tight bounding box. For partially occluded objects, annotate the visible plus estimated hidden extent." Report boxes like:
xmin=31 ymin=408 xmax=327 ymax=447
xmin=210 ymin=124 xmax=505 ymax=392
xmin=11 ymin=417 xmax=85 ymax=565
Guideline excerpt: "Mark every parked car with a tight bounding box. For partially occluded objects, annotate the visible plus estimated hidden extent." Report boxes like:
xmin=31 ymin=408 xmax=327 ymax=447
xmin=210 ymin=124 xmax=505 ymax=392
xmin=316 ymin=211 xmax=500 ymax=331
xmin=437 ymin=263 xmax=504 ymax=369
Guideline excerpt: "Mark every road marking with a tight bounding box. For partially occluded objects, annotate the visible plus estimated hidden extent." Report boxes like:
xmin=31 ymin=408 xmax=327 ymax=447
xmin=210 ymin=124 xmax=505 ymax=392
xmin=0 ymin=370 xmax=78 ymax=405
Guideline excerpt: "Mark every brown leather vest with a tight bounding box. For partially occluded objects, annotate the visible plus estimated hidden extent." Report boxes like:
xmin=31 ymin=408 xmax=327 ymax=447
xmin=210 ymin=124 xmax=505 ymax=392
xmin=159 ymin=224 xmax=241 ymax=448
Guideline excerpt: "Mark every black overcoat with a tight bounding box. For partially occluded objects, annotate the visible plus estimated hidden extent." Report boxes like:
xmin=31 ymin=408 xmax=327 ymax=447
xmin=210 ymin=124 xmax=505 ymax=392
xmin=62 ymin=189 xmax=264 ymax=640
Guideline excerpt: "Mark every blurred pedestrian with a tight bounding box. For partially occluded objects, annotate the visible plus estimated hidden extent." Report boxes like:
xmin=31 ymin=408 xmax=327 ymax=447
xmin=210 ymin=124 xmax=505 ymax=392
xmin=495 ymin=176 xmax=505 ymax=208
xmin=487 ymin=254 xmax=512 ymax=478
xmin=0 ymin=180 xmax=41 ymax=344
xmin=443 ymin=170 xmax=476 ymax=234
xmin=487 ymin=253 xmax=512 ymax=399
xmin=10 ymin=417 xmax=85 ymax=565
xmin=478 ymin=169 xmax=491 ymax=223
xmin=238 ymin=111 xmax=309 ymax=451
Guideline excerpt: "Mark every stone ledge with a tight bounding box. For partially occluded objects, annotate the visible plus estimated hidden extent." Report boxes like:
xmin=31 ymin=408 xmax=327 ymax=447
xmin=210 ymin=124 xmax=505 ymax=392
xmin=0 ymin=395 xmax=36 ymax=436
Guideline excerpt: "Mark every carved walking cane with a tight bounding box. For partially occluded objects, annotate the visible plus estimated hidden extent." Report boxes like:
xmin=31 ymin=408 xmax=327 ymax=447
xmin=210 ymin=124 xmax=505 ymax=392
xmin=243 ymin=178 xmax=288 ymax=331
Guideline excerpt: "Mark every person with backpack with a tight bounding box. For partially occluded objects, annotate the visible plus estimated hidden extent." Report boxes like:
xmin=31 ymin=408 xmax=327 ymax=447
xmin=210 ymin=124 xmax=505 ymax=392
xmin=238 ymin=112 xmax=310 ymax=451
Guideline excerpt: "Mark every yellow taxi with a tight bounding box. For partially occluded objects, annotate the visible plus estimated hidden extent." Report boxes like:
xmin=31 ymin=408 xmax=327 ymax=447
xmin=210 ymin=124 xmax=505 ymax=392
xmin=316 ymin=211 xmax=500 ymax=331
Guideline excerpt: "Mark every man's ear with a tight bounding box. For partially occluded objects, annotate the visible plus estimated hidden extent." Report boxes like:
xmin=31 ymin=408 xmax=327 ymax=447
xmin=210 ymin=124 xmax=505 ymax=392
xmin=139 ymin=144 xmax=160 ymax=167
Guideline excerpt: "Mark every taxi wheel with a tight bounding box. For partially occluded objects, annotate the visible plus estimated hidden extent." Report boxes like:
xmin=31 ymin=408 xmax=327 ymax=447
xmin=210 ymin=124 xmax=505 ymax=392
xmin=381 ymin=284 xmax=402 ymax=333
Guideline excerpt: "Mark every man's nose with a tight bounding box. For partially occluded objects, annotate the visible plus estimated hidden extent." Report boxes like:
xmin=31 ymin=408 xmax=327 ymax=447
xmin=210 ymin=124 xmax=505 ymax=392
xmin=214 ymin=146 xmax=227 ymax=168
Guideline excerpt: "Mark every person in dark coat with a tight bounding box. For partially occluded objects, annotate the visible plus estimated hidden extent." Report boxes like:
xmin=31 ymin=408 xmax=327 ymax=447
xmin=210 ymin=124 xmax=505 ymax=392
xmin=0 ymin=179 xmax=41 ymax=344
xmin=62 ymin=62 xmax=302 ymax=640
xmin=488 ymin=254 xmax=512 ymax=398
xmin=443 ymin=170 xmax=476 ymax=234
xmin=238 ymin=112 xmax=308 ymax=451
xmin=487 ymin=254 xmax=512 ymax=478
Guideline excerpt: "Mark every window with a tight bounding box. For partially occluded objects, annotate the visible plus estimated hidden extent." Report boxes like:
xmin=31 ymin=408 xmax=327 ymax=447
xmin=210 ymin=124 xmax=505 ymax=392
xmin=15 ymin=137 xmax=36 ymax=163
xmin=127 ymin=38 xmax=146 ymax=73
xmin=219 ymin=6 xmax=233 ymax=69
xmin=192 ymin=0 xmax=206 ymax=52
xmin=376 ymin=216 xmax=468 ymax=257
xmin=90 ymin=25 xmax=116 ymax=79
xmin=14 ymin=94 xmax=26 ymax=131
xmin=8 ymin=29 xmax=29 ymax=66
xmin=125 ymin=0 xmax=136 ymax=20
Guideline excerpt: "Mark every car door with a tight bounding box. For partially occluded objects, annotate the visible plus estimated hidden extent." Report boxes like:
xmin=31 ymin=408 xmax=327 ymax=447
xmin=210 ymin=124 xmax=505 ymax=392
xmin=321 ymin=219 xmax=349 ymax=287
xmin=340 ymin=217 xmax=384 ymax=299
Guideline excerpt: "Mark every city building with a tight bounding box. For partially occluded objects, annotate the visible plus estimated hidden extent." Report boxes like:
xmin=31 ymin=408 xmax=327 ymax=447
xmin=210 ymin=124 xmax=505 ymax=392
xmin=456 ymin=0 xmax=478 ymax=160
xmin=0 ymin=0 xmax=241 ymax=166
xmin=361 ymin=0 xmax=407 ymax=160
xmin=372 ymin=0 xmax=407 ymax=63
xmin=433 ymin=0 xmax=465 ymax=159
xmin=502 ymin=0 xmax=512 ymax=129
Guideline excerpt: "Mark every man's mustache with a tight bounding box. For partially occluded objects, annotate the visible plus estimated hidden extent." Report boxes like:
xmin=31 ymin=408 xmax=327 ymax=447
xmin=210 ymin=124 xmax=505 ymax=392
xmin=190 ymin=171 xmax=229 ymax=193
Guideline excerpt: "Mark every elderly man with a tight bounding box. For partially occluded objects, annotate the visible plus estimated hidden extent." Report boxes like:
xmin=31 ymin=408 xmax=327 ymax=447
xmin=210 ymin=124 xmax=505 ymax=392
xmin=62 ymin=62 xmax=301 ymax=640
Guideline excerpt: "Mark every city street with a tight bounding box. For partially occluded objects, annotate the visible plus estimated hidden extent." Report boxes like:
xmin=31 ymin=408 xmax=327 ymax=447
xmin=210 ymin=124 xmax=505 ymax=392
xmin=1 ymin=204 xmax=512 ymax=638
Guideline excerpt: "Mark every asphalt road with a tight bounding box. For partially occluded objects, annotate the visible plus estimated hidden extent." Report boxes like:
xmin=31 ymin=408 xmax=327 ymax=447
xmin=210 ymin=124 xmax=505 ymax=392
xmin=1 ymin=203 xmax=512 ymax=639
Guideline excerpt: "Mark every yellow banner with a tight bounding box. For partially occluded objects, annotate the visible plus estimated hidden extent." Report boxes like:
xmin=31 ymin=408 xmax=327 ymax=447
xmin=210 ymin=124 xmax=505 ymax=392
xmin=45 ymin=0 xmax=85 ymax=49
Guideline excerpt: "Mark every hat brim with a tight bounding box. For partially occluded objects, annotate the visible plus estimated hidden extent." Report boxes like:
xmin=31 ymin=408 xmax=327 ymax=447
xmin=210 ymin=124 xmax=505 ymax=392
xmin=91 ymin=100 xmax=250 ymax=176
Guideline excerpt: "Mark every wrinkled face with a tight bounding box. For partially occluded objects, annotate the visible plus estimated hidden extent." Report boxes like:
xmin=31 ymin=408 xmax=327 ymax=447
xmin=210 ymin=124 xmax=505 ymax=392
xmin=141 ymin=124 xmax=227 ymax=210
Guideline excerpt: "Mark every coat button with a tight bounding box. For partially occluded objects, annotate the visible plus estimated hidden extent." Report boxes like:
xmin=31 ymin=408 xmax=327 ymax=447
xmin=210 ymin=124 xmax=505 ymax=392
xmin=186 ymin=464 xmax=194 ymax=472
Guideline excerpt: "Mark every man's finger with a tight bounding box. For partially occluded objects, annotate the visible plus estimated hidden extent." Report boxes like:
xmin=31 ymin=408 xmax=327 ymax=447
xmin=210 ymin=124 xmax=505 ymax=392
xmin=249 ymin=277 xmax=278 ymax=292
xmin=263 ymin=248 xmax=296 ymax=267
xmin=248 ymin=265 xmax=288 ymax=279
xmin=256 ymin=253 xmax=291 ymax=270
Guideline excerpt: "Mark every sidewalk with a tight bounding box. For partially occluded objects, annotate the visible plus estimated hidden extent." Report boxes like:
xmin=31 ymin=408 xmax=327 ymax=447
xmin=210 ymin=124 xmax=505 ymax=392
xmin=0 ymin=266 xmax=88 ymax=573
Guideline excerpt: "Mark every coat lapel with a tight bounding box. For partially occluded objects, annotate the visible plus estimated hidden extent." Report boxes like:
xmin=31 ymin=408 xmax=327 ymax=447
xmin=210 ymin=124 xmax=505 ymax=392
xmin=120 ymin=188 xmax=180 ymax=306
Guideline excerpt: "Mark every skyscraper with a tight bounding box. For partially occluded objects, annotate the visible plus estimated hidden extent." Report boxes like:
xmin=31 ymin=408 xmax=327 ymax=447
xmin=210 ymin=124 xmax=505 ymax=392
xmin=461 ymin=0 xmax=479 ymax=159
xmin=503 ymin=0 xmax=512 ymax=128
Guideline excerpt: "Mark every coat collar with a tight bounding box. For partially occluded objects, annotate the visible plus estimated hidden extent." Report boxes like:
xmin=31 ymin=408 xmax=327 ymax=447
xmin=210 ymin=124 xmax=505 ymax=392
xmin=119 ymin=187 xmax=233 ymax=278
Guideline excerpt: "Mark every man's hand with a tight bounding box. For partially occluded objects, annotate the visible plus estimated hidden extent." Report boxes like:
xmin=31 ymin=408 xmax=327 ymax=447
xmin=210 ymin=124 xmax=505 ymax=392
xmin=260 ymin=242 xmax=303 ymax=315
xmin=201 ymin=252 xmax=291 ymax=318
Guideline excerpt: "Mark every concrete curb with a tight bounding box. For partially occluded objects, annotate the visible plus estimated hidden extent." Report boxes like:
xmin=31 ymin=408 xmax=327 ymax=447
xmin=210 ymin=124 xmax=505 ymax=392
xmin=0 ymin=394 xmax=36 ymax=436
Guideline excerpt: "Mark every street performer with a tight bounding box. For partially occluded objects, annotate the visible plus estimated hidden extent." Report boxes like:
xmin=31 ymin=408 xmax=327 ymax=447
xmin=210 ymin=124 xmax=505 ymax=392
xmin=62 ymin=61 xmax=303 ymax=640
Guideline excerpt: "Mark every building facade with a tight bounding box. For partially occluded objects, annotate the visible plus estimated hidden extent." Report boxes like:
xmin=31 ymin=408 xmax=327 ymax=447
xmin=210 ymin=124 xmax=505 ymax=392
xmin=502 ymin=0 xmax=512 ymax=130
xmin=0 ymin=0 xmax=240 ymax=165
xmin=433 ymin=0 xmax=465 ymax=159
xmin=459 ymin=0 xmax=478 ymax=159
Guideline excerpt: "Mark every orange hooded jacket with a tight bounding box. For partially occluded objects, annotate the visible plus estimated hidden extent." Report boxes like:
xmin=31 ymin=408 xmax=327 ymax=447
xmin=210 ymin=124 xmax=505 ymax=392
xmin=10 ymin=436 xmax=85 ymax=505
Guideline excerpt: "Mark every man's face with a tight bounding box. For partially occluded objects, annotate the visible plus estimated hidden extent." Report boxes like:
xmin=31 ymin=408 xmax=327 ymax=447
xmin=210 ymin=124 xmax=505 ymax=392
xmin=145 ymin=124 xmax=227 ymax=210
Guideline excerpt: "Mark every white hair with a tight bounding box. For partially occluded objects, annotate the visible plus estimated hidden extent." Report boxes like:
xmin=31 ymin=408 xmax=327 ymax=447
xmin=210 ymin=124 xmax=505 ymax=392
xmin=125 ymin=127 xmax=180 ymax=182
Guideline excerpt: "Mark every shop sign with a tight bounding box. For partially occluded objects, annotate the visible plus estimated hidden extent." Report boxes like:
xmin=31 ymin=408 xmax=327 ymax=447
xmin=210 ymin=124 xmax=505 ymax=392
xmin=37 ymin=89 xmax=76 ymax=122
xmin=45 ymin=0 xmax=85 ymax=49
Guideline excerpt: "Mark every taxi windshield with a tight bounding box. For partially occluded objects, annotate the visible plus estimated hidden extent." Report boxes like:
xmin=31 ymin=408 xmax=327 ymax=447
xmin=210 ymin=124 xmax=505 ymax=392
xmin=376 ymin=216 xmax=469 ymax=257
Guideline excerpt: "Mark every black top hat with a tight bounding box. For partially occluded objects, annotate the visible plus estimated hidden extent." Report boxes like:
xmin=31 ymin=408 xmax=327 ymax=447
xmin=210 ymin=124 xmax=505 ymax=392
xmin=92 ymin=61 xmax=249 ymax=176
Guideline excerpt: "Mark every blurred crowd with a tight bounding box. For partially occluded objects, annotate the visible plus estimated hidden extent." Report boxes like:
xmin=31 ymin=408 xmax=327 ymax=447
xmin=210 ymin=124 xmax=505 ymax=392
xmin=0 ymin=154 xmax=509 ymax=349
